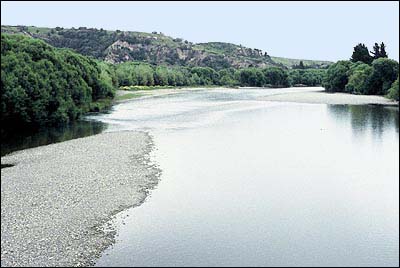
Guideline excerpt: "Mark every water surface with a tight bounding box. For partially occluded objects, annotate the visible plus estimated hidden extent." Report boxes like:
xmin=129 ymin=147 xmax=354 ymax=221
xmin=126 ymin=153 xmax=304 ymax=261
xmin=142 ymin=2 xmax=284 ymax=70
xmin=1 ymin=119 xmax=106 ymax=157
xmin=90 ymin=88 xmax=398 ymax=266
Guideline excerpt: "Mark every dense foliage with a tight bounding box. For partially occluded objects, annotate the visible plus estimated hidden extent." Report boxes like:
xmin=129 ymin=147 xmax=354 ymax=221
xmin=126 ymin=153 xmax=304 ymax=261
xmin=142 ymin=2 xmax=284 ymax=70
xmin=387 ymin=76 xmax=399 ymax=101
xmin=6 ymin=30 xmax=398 ymax=134
xmin=324 ymin=43 xmax=399 ymax=99
xmin=323 ymin=61 xmax=353 ymax=92
xmin=350 ymin=43 xmax=373 ymax=64
xmin=1 ymin=33 xmax=116 ymax=128
xmin=113 ymin=62 xmax=326 ymax=88
xmin=288 ymin=69 xmax=326 ymax=86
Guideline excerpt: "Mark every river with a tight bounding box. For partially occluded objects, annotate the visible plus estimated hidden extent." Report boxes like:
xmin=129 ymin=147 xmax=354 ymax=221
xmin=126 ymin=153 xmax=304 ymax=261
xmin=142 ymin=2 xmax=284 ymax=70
xmin=1 ymin=87 xmax=398 ymax=266
xmin=86 ymin=87 xmax=399 ymax=266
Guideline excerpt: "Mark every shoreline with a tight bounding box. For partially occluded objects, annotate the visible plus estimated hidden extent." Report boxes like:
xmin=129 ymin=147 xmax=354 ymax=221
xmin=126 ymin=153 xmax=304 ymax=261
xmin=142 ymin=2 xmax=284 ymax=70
xmin=115 ymin=87 xmax=399 ymax=106
xmin=1 ymin=131 xmax=161 ymax=267
xmin=259 ymin=88 xmax=399 ymax=106
xmin=1 ymin=86 xmax=397 ymax=266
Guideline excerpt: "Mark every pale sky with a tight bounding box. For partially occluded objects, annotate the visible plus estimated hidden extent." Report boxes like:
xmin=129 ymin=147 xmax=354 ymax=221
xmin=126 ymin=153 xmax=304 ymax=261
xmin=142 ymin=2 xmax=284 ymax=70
xmin=1 ymin=1 xmax=399 ymax=61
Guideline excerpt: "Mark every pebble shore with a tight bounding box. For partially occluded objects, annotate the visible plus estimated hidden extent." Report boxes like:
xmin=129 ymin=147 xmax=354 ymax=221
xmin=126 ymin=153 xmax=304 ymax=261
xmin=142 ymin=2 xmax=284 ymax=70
xmin=1 ymin=131 xmax=161 ymax=267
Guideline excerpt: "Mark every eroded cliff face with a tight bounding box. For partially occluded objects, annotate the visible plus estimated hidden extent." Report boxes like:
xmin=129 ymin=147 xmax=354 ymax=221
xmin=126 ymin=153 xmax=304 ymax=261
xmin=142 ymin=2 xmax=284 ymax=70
xmin=104 ymin=40 xmax=197 ymax=64
xmin=103 ymin=39 xmax=277 ymax=69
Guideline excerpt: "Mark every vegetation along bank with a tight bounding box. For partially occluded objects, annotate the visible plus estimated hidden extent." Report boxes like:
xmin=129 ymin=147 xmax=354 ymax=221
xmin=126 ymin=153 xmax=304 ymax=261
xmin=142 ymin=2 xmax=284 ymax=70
xmin=1 ymin=27 xmax=398 ymax=131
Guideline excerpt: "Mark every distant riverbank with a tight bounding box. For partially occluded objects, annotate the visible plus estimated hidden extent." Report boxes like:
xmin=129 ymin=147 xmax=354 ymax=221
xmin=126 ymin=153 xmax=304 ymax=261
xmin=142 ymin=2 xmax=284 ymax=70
xmin=115 ymin=86 xmax=399 ymax=106
xmin=259 ymin=87 xmax=399 ymax=106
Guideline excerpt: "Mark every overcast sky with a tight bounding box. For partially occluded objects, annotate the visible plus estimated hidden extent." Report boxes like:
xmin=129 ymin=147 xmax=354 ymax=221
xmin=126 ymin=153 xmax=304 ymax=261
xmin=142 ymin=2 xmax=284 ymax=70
xmin=2 ymin=1 xmax=399 ymax=61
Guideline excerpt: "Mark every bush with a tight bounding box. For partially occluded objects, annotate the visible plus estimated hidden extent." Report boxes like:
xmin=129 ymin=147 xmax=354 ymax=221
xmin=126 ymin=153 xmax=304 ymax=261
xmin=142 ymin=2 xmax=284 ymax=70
xmin=387 ymin=77 xmax=399 ymax=101
xmin=288 ymin=69 xmax=326 ymax=86
xmin=368 ymin=58 xmax=399 ymax=95
xmin=1 ymin=33 xmax=116 ymax=129
xmin=323 ymin=61 xmax=352 ymax=92
xmin=345 ymin=63 xmax=373 ymax=94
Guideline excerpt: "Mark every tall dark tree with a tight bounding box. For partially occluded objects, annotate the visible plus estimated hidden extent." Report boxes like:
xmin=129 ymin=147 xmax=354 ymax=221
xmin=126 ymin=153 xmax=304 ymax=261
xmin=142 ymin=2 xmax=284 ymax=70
xmin=371 ymin=42 xmax=388 ymax=59
xmin=371 ymin=43 xmax=381 ymax=59
xmin=379 ymin=42 xmax=388 ymax=58
xmin=299 ymin=61 xmax=305 ymax=69
xmin=350 ymin=43 xmax=373 ymax=64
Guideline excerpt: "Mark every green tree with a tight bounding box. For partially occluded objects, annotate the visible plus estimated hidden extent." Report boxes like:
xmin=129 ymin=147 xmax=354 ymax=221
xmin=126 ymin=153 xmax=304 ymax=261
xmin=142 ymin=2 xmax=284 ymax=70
xmin=154 ymin=66 xmax=169 ymax=86
xmin=323 ymin=61 xmax=352 ymax=92
xmin=134 ymin=64 xmax=154 ymax=86
xmin=350 ymin=43 xmax=373 ymax=64
xmin=371 ymin=43 xmax=380 ymax=59
xmin=191 ymin=67 xmax=219 ymax=85
xmin=379 ymin=42 xmax=388 ymax=58
xmin=387 ymin=76 xmax=399 ymax=101
xmin=1 ymin=33 xmax=116 ymax=129
xmin=371 ymin=42 xmax=388 ymax=59
xmin=368 ymin=58 xmax=399 ymax=95
xmin=345 ymin=63 xmax=373 ymax=94
xmin=262 ymin=67 xmax=289 ymax=87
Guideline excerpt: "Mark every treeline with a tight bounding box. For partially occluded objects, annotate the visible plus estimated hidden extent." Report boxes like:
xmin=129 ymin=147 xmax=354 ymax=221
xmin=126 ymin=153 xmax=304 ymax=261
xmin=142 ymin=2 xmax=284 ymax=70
xmin=1 ymin=33 xmax=116 ymax=129
xmin=323 ymin=42 xmax=399 ymax=100
xmin=4 ymin=31 xmax=398 ymax=133
xmin=1 ymin=33 xmax=327 ymax=129
xmin=111 ymin=62 xmax=326 ymax=88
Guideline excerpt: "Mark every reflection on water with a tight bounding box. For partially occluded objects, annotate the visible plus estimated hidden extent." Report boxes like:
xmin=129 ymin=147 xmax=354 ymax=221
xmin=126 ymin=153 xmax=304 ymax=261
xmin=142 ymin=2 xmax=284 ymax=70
xmin=1 ymin=88 xmax=398 ymax=265
xmin=93 ymin=88 xmax=399 ymax=267
xmin=328 ymin=105 xmax=399 ymax=140
xmin=1 ymin=120 xmax=106 ymax=156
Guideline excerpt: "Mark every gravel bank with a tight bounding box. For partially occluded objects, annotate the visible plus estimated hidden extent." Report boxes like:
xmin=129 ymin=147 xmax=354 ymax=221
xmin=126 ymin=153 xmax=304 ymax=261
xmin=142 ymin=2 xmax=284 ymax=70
xmin=260 ymin=87 xmax=399 ymax=105
xmin=1 ymin=131 xmax=161 ymax=267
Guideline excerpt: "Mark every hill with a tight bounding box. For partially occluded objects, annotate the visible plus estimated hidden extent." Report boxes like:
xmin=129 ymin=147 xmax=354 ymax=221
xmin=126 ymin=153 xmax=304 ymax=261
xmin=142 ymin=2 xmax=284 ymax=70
xmin=1 ymin=25 xmax=331 ymax=69
xmin=270 ymin=56 xmax=332 ymax=69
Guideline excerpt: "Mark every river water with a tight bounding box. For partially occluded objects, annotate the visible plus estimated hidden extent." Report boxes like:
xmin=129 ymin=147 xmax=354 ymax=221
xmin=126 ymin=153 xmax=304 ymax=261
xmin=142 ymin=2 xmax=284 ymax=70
xmin=14 ymin=87 xmax=399 ymax=266
xmin=88 ymin=87 xmax=399 ymax=266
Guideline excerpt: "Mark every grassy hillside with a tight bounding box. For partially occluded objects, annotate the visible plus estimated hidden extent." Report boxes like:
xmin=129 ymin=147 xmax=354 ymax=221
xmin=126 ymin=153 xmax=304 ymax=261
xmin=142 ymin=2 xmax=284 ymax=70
xmin=1 ymin=25 xmax=331 ymax=69
xmin=271 ymin=56 xmax=332 ymax=69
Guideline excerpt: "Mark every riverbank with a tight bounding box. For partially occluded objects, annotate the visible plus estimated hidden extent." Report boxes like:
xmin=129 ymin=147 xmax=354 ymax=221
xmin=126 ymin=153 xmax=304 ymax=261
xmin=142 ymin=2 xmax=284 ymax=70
xmin=260 ymin=87 xmax=399 ymax=106
xmin=1 ymin=86 xmax=397 ymax=267
xmin=0 ymin=131 xmax=161 ymax=267
xmin=115 ymin=87 xmax=399 ymax=106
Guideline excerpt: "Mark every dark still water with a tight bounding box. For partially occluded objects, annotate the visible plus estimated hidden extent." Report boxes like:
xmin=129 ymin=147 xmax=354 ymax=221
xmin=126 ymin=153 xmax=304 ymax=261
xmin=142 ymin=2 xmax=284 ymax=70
xmin=89 ymin=88 xmax=399 ymax=267
xmin=1 ymin=119 xmax=106 ymax=157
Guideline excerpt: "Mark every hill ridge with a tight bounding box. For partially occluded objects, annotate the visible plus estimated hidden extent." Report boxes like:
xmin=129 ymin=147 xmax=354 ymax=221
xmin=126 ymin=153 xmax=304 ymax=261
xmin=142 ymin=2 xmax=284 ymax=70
xmin=1 ymin=25 xmax=332 ymax=69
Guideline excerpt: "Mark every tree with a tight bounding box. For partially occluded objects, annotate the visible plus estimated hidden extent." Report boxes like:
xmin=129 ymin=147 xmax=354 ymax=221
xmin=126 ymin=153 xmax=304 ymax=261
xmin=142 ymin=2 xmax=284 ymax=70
xmin=379 ymin=42 xmax=388 ymax=58
xmin=262 ymin=67 xmax=289 ymax=87
xmin=371 ymin=42 xmax=388 ymax=59
xmin=368 ymin=58 xmax=399 ymax=95
xmin=350 ymin=43 xmax=373 ymax=64
xmin=191 ymin=67 xmax=219 ymax=85
xmin=154 ymin=66 xmax=169 ymax=86
xmin=345 ymin=63 xmax=373 ymax=94
xmin=238 ymin=68 xmax=265 ymax=87
xmin=323 ymin=61 xmax=352 ymax=92
xmin=293 ymin=61 xmax=306 ymax=69
xmin=387 ymin=76 xmax=399 ymax=101
xmin=370 ymin=43 xmax=380 ymax=59
xmin=1 ymin=33 xmax=116 ymax=129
